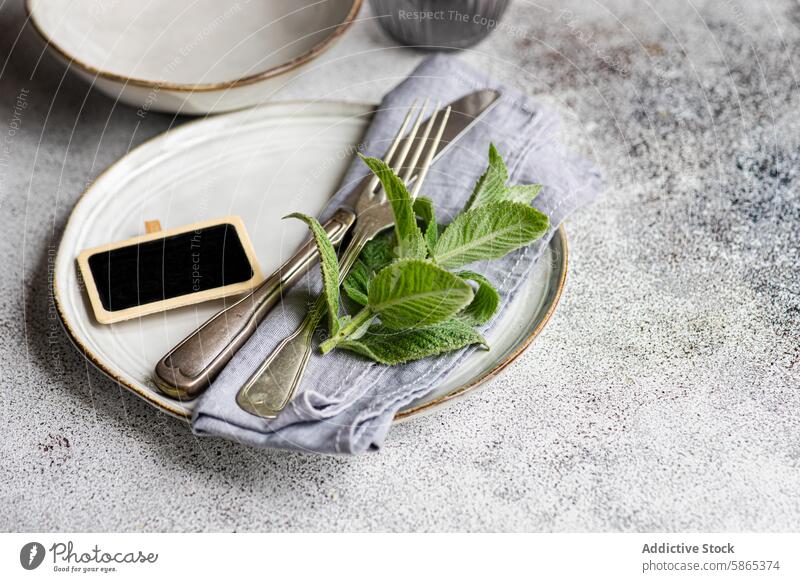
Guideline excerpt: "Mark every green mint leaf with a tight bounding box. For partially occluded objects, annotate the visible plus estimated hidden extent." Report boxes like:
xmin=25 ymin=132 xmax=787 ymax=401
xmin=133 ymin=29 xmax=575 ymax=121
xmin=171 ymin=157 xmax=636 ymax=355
xmin=342 ymin=236 xmax=395 ymax=306
xmin=465 ymin=143 xmax=508 ymax=210
xmin=286 ymin=213 xmax=340 ymax=335
xmin=368 ymin=259 xmax=474 ymax=330
xmin=342 ymin=262 xmax=369 ymax=306
xmin=413 ymin=196 xmax=438 ymax=254
xmin=504 ymin=183 xmax=543 ymax=204
xmin=413 ymin=196 xmax=435 ymax=226
xmin=456 ymin=271 xmax=500 ymax=325
xmin=360 ymin=235 xmax=395 ymax=271
xmin=465 ymin=144 xmax=543 ymax=209
xmin=399 ymin=233 xmax=428 ymax=261
xmin=433 ymin=200 xmax=550 ymax=269
xmin=339 ymin=320 xmax=487 ymax=365
xmin=359 ymin=154 xmax=427 ymax=259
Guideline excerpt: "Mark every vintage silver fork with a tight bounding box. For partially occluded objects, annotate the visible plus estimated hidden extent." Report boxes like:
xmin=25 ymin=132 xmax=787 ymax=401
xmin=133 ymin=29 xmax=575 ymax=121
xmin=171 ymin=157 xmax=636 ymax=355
xmin=237 ymin=100 xmax=452 ymax=418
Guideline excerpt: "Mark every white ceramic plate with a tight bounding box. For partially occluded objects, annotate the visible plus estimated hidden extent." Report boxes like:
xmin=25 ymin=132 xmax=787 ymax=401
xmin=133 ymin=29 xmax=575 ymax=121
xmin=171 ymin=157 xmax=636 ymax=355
xmin=53 ymin=101 xmax=567 ymax=420
xmin=26 ymin=0 xmax=362 ymax=114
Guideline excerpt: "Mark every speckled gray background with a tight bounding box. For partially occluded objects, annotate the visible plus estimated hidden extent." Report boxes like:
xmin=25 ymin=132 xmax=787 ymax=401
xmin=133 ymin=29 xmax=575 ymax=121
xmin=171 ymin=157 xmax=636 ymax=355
xmin=1 ymin=0 xmax=798 ymax=531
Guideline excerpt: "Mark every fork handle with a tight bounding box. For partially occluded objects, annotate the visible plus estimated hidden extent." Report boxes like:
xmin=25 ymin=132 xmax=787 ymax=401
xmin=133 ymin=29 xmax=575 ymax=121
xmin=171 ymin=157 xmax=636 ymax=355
xmin=236 ymin=228 xmax=373 ymax=418
xmin=154 ymin=209 xmax=355 ymax=401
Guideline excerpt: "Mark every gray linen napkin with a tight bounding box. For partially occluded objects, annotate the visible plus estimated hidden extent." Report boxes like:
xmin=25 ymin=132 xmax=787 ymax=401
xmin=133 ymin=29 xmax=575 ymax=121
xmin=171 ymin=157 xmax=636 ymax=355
xmin=193 ymin=55 xmax=603 ymax=454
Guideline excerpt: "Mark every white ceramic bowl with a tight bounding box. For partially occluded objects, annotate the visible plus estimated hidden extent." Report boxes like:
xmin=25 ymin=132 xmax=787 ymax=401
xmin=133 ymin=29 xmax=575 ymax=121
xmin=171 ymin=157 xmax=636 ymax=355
xmin=26 ymin=0 xmax=362 ymax=114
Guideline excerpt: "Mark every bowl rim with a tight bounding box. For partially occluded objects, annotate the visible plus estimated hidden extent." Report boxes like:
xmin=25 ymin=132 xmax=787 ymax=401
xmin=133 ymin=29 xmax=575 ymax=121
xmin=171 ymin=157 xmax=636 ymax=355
xmin=24 ymin=0 xmax=363 ymax=93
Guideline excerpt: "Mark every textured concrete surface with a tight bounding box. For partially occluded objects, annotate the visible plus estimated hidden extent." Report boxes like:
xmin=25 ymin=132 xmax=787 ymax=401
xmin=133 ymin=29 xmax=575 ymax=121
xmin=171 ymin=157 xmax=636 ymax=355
xmin=1 ymin=0 xmax=799 ymax=531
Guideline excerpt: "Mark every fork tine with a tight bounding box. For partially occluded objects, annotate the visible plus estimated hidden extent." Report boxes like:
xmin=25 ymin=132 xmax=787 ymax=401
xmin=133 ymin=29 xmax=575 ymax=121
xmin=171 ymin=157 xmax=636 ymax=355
xmin=401 ymin=100 xmax=440 ymax=184
xmin=365 ymin=100 xmax=419 ymax=194
xmin=410 ymin=105 xmax=451 ymax=200
xmin=386 ymin=98 xmax=430 ymax=181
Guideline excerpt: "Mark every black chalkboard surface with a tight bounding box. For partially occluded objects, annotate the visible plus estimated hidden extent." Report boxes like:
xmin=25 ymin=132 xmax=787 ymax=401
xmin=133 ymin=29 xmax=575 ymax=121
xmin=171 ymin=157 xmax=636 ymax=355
xmin=88 ymin=223 xmax=253 ymax=311
xmin=77 ymin=217 xmax=262 ymax=324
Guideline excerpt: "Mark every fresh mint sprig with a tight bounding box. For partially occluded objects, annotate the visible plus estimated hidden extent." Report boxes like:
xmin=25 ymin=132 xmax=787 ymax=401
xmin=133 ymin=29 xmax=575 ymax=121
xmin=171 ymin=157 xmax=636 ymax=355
xmin=289 ymin=143 xmax=549 ymax=365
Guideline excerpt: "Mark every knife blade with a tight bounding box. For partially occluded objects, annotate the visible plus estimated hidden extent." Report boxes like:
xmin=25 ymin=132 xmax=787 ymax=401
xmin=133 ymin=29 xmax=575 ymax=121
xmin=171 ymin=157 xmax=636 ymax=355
xmin=342 ymin=89 xmax=501 ymax=208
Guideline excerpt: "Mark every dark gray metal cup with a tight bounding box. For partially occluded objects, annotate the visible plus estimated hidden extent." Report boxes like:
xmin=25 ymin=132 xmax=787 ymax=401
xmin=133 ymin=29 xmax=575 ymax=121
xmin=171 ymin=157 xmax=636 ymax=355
xmin=370 ymin=0 xmax=510 ymax=50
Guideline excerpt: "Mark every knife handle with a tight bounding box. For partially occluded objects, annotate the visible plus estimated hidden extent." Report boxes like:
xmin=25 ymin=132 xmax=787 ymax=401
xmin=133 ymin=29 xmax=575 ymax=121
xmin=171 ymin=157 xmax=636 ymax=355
xmin=154 ymin=208 xmax=355 ymax=401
